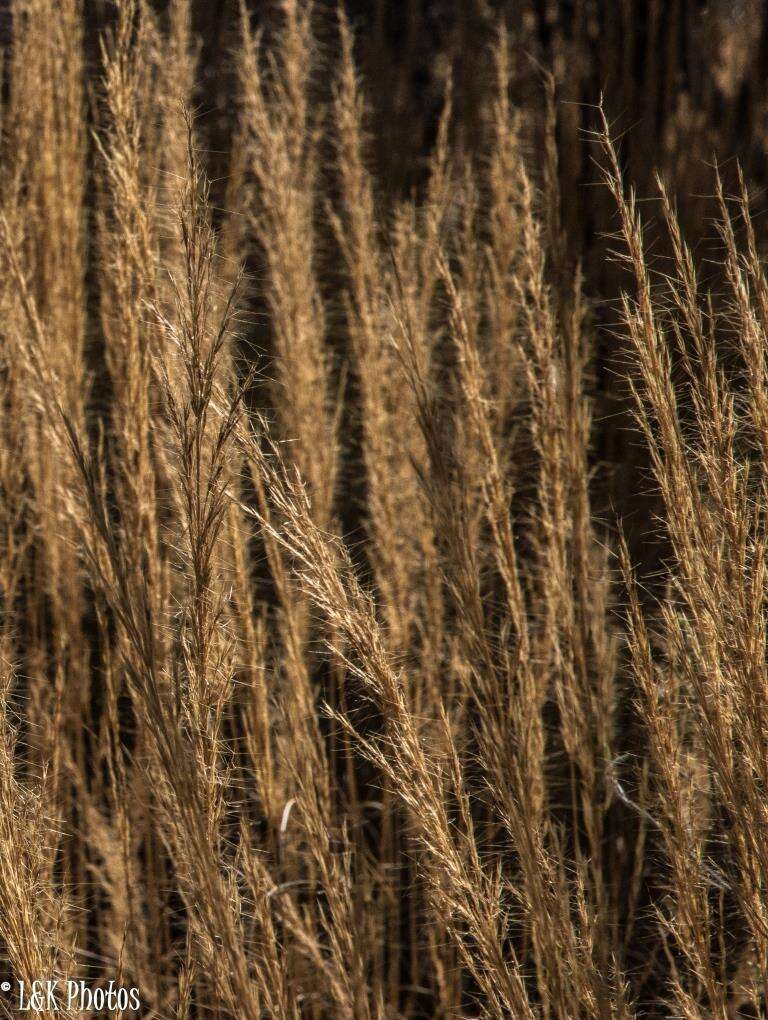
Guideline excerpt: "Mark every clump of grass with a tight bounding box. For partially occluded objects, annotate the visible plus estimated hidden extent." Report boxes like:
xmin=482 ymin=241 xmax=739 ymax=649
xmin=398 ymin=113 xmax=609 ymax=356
xmin=2 ymin=2 xmax=768 ymax=1017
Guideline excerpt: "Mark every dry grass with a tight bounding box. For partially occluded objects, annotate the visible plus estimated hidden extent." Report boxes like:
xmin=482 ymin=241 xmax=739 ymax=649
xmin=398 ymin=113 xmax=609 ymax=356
xmin=1 ymin=1 xmax=768 ymax=1017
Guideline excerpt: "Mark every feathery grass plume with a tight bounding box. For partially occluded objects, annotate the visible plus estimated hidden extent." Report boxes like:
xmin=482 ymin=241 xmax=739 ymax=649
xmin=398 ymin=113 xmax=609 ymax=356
xmin=517 ymin=174 xmax=621 ymax=993
xmin=93 ymin=0 xmax=180 ymax=995
xmin=155 ymin=0 xmax=198 ymax=223
xmin=248 ymin=434 xmax=534 ymax=1019
xmin=484 ymin=25 xmax=528 ymax=442
xmin=600 ymin=107 xmax=768 ymax=1009
xmin=330 ymin=9 xmax=434 ymax=650
xmin=329 ymin=15 xmax=454 ymax=1008
xmin=245 ymin=440 xmax=375 ymax=1014
xmin=239 ymin=0 xmax=336 ymax=527
xmin=238 ymin=9 xmax=383 ymax=1012
xmin=621 ymin=538 xmax=727 ymax=1018
xmin=0 ymin=0 xmax=89 ymax=961
xmin=73 ymin=115 xmax=293 ymax=1018
xmin=0 ymin=660 xmax=73 ymax=1019
xmin=437 ymin=244 xmax=624 ymax=1016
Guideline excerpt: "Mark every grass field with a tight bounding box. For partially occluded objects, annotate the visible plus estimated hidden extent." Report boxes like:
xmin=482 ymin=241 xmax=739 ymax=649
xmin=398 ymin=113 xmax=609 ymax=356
xmin=1 ymin=0 xmax=768 ymax=1016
